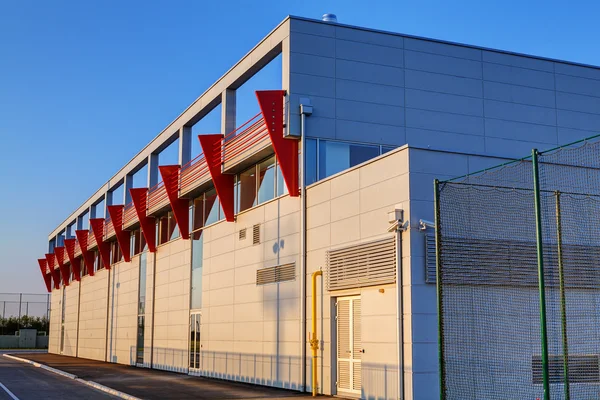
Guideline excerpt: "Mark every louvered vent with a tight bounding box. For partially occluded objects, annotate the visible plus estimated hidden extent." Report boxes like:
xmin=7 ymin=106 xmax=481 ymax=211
xmin=425 ymin=232 xmax=436 ymax=284
xmin=252 ymin=224 xmax=260 ymax=245
xmin=256 ymin=263 xmax=295 ymax=285
xmin=239 ymin=228 xmax=247 ymax=240
xmin=327 ymin=237 xmax=396 ymax=291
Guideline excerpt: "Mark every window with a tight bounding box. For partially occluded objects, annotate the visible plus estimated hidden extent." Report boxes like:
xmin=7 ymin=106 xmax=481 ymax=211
xmin=276 ymin=161 xmax=288 ymax=196
xmin=204 ymin=189 xmax=220 ymax=225
xmin=81 ymin=257 xmax=88 ymax=277
xmin=191 ymin=234 xmax=203 ymax=310
xmin=94 ymin=251 xmax=102 ymax=271
xmin=168 ymin=211 xmax=179 ymax=241
xmin=237 ymin=165 xmax=257 ymax=212
xmin=234 ymin=155 xmax=285 ymax=214
xmin=319 ymin=140 xmax=379 ymax=180
xmin=257 ymin=157 xmax=276 ymax=204
xmin=305 ymin=139 xmax=318 ymax=185
xmin=136 ymin=252 xmax=147 ymax=365
xmin=111 ymin=241 xmax=122 ymax=265
xmin=131 ymin=229 xmax=146 ymax=256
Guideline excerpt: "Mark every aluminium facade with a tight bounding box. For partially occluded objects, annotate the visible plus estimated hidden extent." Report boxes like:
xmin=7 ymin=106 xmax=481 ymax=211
xmin=37 ymin=16 xmax=600 ymax=400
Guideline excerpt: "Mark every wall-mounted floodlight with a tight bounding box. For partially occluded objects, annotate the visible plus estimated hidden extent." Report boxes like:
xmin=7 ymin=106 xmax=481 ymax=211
xmin=419 ymin=219 xmax=434 ymax=231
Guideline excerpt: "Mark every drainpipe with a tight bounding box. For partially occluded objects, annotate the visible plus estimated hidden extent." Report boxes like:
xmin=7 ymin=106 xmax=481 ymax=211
xmin=310 ymin=270 xmax=322 ymax=397
xmin=388 ymin=209 xmax=406 ymax=400
xmin=299 ymin=98 xmax=313 ymax=392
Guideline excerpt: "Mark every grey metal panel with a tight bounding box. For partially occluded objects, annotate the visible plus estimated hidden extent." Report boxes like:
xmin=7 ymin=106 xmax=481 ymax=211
xmin=482 ymin=51 xmax=554 ymax=72
xmin=555 ymin=62 xmax=600 ymax=81
xmin=306 ymin=116 xmax=336 ymax=139
xmin=405 ymin=108 xmax=484 ymax=136
xmin=405 ymin=69 xmax=483 ymax=98
xmin=290 ymin=32 xmax=335 ymax=57
xmin=405 ymin=88 xmax=483 ymax=117
xmin=483 ymin=81 xmax=556 ymax=108
xmin=288 ymin=94 xmax=336 ymax=119
xmin=335 ymin=120 xmax=405 ymax=145
xmin=336 ymin=99 xmax=404 ymax=126
xmin=484 ymin=100 xmax=556 ymax=126
xmin=290 ymin=52 xmax=335 ymax=78
xmin=404 ymin=50 xmax=482 ymax=79
xmin=336 ymin=79 xmax=405 ymax=106
xmin=484 ymin=119 xmax=557 ymax=143
xmin=556 ymin=74 xmax=600 ymax=98
xmin=557 ymin=109 xmax=600 ymax=131
xmin=405 ymin=38 xmax=482 ymax=61
xmin=335 ymin=26 xmax=404 ymax=48
xmin=556 ymin=91 xmax=600 ymax=114
xmin=483 ymin=62 xmax=555 ymax=90
xmin=406 ymin=128 xmax=485 ymax=154
xmin=485 ymin=136 xmax=558 ymax=158
xmin=289 ymin=73 xmax=335 ymax=98
xmin=336 ymin=39 xmax=404 ymax=67
xmin=336 ymin=59 xmax=404 ymax=87
xmin=557 ymin=127 xmax=600 ymax=144
xmin=289 ymin=18 xmax=335 ymax=37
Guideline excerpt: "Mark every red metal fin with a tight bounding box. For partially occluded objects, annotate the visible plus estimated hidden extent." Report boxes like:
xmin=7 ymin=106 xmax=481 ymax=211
xmin=255 ymin=90 xmax=298 ymax=197
xmin=64 ymin=239 xmax=81 ymax=282
xmin=130 ymin=188 xmax=156 ymax=252
xmin=37 ymin=259 xmax=52 ymax=292
xmin=90 ymin=219 xmax=111 ymax=270
xmin=54 ymin=246 xmax=70 ymax=286
xmin=159 ymin=165 xmax=190 ymax=239
xmin=107 ymin=205 xmax=131 ymax=262
xmin=198 ymin=134 xmax=235 ymax=222
xmin=75 ymin=230 xmax=95 ymax=277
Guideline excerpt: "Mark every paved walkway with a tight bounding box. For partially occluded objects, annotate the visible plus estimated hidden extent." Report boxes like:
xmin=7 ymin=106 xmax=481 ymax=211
xmin=0 ymin=351 xmax=116 ymax=399
xmin=12 ymin=353 xmax=319 ymax=399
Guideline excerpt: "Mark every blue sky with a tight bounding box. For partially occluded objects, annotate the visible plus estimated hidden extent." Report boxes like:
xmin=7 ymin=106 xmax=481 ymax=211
xmin=1 ymin=0 xmax=598 ymax=293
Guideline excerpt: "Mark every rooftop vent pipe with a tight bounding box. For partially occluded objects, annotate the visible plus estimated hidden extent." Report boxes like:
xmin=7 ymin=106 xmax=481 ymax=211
xmin=322 ymin=13 xmax=337 ymax=22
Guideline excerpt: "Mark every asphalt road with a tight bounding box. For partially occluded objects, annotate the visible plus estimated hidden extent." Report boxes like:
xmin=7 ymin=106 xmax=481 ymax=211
xmin=0 ymin=352 xmax=115 ymax=400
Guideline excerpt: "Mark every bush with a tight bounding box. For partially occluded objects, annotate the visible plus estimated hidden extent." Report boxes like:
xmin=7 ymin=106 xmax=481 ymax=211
xmin=0 ymin=315 xmax=49 ymax=336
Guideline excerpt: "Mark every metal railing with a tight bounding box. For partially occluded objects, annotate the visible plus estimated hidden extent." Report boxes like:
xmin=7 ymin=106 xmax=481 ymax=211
xmin=223 ymin=112 xmax=269 ymax=165
xmin=147 ymin=181 xmax=168 ymax=214
xmin=123 ymin=201 xmax=138 ymax=227
xmin=179 ymin=154 xmax=210 ymax=196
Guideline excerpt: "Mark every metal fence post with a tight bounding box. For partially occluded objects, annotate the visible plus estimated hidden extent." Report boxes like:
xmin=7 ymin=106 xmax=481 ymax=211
xmin=434 ymin=179 xmax=445 ymax=400
xmin=555 ymin=191 xmax=570 ymax=399
xmin=532 ymin=149 xmax=550 ymax=400
xmin=18 ymin=293 xmax=22 ymax=330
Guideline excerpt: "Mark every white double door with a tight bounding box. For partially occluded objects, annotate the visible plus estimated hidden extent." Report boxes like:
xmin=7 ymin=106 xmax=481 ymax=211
xmin=337 ymin=296 xmax=362 ymax=396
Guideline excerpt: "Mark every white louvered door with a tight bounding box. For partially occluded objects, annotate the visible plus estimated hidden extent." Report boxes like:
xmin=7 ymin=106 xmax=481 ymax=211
xmin=337 ymin=296 xmax=362 ymax=396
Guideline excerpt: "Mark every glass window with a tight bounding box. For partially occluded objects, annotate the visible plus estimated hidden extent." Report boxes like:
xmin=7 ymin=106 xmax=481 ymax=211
xmin=305 ymin=138 xmax=318 ymax=186
xmin=138 ymin=252 xmax=147 ymax=315
xmin=81 ymin=257 xmax=88 ymax=277
xmin=318 ymin=140 xmax=379 ymax=180
xmin=190 ymin=235 xmax=203 ymax=310
xmin=257 ymin=156 xmax=276 ymax=204
xmin=238 ymin=166 xmax=257 ymax=212
xmin=192 ymin=197 xmax=204 ymax=233
xmin=382 ymin=145 xmax=397 ymax=154
xmin=276 ymin=161 xmax=288 ymax=196
xmin=168 ymin=211 xmax=179 ymax=241
xmin=204 ymin=189 xmax=220 ymax=225
xmin=159 ymin=216 xmax=169 ymax=245
xmin=136 ymin=315 xmax=145 ymax=365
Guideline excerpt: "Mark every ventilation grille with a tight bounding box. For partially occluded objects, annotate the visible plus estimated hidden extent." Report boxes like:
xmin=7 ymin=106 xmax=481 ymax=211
xmin=425 ymin=232 xmax=436 ymax=284
xmin=256 ymin=263 xmax=295 ymax=285
xmin=239 ymin=228 xmax=246 ymax=240
xmin=253 ymin=224 xmax=260 ymax=245
xmin=327 ymin=237 xmax=396 ymax=291
xmin=532 ymin=355 xmax=600 ymax=384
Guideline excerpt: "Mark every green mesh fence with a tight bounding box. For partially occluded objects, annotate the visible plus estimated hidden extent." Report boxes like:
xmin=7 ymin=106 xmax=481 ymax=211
xmin=436 ymin=135 xmax=600 ymax=400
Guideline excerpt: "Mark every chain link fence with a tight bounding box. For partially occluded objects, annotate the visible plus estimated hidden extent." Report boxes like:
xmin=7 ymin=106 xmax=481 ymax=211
xmin=435 ymin=134 xmax=600 ymax=400
xmin=0 ymin=293 xmax=50 ymax=335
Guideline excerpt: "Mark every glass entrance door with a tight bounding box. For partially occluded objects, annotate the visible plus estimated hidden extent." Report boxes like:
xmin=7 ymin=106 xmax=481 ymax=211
xmin=189 ymin=313 xmax=201 ymax=370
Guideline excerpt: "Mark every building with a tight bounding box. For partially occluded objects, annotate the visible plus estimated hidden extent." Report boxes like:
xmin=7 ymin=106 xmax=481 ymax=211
xmin=36 ymin=15 xmax=600 ymax=400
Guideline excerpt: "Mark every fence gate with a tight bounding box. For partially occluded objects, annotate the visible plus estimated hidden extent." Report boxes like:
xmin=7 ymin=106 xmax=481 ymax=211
xmin=435 ymin=135 xmax=600 ymax=400
xmin=337 ymin=296 xmax=362 ymax=396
